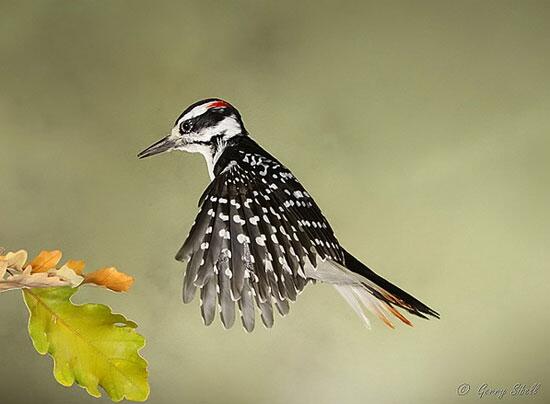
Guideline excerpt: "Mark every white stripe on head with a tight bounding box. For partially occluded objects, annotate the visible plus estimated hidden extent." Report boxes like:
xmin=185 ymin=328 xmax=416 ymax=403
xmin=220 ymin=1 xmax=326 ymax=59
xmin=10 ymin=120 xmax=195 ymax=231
xmin=180 ymin=103 xmax=209 ymax=122
xmin=179 ymin=100 xmax=230 ymax=122
xmin=200 ymin=116 xmax=242 ymax=140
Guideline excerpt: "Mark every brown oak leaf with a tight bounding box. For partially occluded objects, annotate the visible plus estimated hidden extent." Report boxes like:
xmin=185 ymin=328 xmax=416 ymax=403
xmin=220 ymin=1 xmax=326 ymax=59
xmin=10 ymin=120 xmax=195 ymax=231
xmin=84 ymin=267 xmax=134 ymax=292
xmin=30 ymin=250 xmax=62 ymax=273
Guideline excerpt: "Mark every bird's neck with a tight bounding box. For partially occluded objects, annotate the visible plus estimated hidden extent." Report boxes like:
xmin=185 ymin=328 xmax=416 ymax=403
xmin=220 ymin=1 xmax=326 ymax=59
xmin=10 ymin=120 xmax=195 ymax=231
xmin=203 ymin=134 xmax=244 ymax=180
xmin=209 ymin=135 xmax=275 ymax=179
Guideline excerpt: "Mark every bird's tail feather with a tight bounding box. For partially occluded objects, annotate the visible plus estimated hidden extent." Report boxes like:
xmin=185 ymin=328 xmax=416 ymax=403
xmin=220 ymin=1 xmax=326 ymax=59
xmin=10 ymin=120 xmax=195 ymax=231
xmin=332 ymin=284 xmax=372 ymax=329
xmin=342 ymin=250 xmax=439 ymax=320
xmin=311 ymin=249 xmax=439 ymax=328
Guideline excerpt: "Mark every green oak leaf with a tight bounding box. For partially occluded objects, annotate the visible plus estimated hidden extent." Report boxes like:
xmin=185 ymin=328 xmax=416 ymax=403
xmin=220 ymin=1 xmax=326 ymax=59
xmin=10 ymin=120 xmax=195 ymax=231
xmin=23 ymin=287 xmax=149 ymax=402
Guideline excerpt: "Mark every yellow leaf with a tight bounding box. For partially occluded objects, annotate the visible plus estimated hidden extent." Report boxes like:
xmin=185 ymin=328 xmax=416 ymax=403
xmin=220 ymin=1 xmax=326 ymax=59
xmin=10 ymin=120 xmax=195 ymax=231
xmin=84 ymin=267 xmax=134 ymax=292
xmin=65 ymin=259 xmax=86 ymax=275
xmin=24 ymin=287 xmax=149 ymax=401
xmin=30 ymin=250 xmax=62 ymax=273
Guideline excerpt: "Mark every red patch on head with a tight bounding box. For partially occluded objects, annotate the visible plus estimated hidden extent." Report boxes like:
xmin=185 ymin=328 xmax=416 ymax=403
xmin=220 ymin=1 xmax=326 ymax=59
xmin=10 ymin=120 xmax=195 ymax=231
xmin=207 ymin=100 xmax=230 ymax=109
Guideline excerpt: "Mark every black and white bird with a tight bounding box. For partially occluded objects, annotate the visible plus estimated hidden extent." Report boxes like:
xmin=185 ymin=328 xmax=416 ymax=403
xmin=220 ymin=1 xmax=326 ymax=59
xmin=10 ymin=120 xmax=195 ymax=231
xmin=138 ymin=98 xmax=439 ymax=331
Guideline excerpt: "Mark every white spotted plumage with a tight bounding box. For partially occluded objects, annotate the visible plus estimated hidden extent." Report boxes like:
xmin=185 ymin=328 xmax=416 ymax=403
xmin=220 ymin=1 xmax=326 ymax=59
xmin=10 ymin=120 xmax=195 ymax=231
xmin=139 ymin=98 xmax=439 ymax=332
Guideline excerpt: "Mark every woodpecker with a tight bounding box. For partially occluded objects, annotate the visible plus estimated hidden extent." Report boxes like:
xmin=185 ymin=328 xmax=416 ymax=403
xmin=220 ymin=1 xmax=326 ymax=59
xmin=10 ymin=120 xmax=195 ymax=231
xmin=138 ymin=98 xmax=439 ymax=331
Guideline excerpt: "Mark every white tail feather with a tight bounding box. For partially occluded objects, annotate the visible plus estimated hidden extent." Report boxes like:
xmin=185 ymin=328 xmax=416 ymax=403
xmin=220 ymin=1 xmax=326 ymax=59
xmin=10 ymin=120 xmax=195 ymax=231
xmin=307 ymin=259 xmax=411 ymax=328
xmin=351 ymin=285 xmax=395 ymax=328
xmin=333 ymin=285 xmax=371 ymax=328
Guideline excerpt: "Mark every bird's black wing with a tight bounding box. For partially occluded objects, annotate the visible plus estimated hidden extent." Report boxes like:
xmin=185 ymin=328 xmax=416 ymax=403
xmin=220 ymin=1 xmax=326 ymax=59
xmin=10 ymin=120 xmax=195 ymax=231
xmin=176 ymin=139 xmax=344 ymax=331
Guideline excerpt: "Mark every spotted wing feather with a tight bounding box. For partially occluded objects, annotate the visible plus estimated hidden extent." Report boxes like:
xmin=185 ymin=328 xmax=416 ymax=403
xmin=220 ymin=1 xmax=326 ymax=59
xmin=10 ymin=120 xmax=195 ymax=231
xmin=177 ymin=141 xmax=346 ymax=330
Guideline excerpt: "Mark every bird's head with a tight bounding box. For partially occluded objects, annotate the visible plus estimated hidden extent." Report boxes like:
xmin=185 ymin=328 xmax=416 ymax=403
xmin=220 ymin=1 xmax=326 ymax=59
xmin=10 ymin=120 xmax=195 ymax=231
xmin=138 ymin=98 xmax=247 ymax=160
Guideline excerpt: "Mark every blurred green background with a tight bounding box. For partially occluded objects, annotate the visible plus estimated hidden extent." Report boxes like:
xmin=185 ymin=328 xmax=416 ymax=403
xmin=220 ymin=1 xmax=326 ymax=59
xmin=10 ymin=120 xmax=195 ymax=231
xmin=1 ymin=1 xmax=549 ymax=403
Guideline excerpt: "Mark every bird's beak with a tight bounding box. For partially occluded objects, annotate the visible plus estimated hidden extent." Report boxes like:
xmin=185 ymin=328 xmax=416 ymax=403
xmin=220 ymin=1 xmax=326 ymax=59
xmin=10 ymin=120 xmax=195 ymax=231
xmin=137 ymin=135 xmax=176 ymax=159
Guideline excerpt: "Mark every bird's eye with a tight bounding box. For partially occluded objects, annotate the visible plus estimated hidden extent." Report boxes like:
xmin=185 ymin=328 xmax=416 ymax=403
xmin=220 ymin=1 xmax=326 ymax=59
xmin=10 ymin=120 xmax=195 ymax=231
xmin=180 ymin=121 xmax=192 ymax=133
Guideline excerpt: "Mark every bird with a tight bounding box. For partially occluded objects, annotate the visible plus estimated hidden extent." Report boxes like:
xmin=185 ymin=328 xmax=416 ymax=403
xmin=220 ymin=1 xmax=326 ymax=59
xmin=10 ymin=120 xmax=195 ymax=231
xmin=138 ymin=98 xmax=439 ymax=332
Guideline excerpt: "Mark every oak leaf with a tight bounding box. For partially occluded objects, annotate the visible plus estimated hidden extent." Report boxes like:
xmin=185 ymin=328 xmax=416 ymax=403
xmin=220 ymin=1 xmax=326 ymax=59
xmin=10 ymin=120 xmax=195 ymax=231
xmin=0 ymin=252 xmax=83 ymax=293
xmin=1 ymin=266 xmax=76 ymax=292
xmin=23 ymin=287 xmax=149 ymax=402
xmin=84 ymin=267 xmax=135 ymax=292
xmin=65 ymin=259 xmax=86 ymax=275
xmin=4 ymin=250 xmax=28 ymax=270
xmin=2 ymin=249 xmax=147 ymax=401
xmin=30 ymin=250 xmax=62 ymax=272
